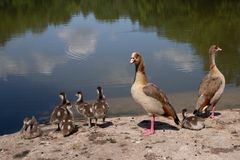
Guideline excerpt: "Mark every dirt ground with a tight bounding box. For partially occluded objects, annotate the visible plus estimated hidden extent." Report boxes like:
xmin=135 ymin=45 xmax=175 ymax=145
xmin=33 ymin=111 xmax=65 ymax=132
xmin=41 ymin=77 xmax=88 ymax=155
xmin=0 ymin=109 xmax=240 ymax=160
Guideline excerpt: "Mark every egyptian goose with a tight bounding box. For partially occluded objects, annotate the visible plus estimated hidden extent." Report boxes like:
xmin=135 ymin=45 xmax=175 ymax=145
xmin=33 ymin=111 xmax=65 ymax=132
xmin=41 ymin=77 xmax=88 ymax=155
xmin=92 ymin=86 xmax=109 ymax=126
xmin=75 ymin=91 xmax=95 ymax=127
xmin=181 ymin=109 xmax=205 ymax=130
xmin=20 ymin=116 xmax=42 ymax=139
xmin=130 ymin=52 xmax=180 ymax=135
xmin=50 ymin=92 xmax=69 ymax=130
xmin=60 ymin=102 xmax=75 ymax=136
xmin=193 ymin=45 xmax=225 ymax=118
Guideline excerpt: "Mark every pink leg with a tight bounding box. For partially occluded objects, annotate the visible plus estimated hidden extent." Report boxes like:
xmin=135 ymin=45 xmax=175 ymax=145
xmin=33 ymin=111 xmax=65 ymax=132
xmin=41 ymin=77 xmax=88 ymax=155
xmin=210 ymin=106 xmax=215 ymax=118
xmin=143 ymin=115 xmax=155 ymax=136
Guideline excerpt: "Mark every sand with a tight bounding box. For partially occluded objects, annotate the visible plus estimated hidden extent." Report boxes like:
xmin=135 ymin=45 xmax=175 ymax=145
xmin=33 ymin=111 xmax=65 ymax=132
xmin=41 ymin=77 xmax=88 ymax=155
xmin=0 ymin=109 xmax=240 ymax=160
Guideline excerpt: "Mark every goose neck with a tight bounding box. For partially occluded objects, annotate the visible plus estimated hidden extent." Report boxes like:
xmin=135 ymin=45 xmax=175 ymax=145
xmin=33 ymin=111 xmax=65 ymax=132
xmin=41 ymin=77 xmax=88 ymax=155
xmin=209 ymin=53 xmax=216 ymax=69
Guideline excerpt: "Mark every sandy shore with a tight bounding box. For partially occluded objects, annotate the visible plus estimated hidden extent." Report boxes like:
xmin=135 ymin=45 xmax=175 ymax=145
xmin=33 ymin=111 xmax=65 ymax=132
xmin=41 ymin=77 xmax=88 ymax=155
xmin=0 ymin=109 xmax=240 ymax=160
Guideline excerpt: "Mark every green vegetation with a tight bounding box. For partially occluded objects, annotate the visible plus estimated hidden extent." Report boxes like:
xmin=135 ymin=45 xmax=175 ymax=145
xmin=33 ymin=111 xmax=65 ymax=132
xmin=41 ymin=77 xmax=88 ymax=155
xmin=0 ymin=0 xmax=239 ymax=85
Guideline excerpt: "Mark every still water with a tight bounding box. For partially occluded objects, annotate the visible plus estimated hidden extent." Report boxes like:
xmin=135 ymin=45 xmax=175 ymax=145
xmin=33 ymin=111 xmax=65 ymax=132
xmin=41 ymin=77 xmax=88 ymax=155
xmin=0 ymin=0 xmax=240 ymax=135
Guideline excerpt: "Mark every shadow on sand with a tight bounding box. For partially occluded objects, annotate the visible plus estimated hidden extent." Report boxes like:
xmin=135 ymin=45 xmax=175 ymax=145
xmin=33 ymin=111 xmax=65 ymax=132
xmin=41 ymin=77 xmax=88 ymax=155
xmin=196 ymin=111 xmax=221 ymax=118
xmin=137 ymin=120 xmax=179 ymax=131
xmin=82 ymin=121 xmax=113 ymax=128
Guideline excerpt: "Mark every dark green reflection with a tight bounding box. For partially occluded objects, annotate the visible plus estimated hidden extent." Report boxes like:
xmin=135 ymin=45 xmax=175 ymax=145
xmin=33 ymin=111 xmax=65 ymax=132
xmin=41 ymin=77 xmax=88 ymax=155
xmin=1 ymin=0 xmax=240 ymax=85
xmin=77 ymin=0 xmax=240 ymax=85
xmin=0 ymin=0 xmax=81 ymax=45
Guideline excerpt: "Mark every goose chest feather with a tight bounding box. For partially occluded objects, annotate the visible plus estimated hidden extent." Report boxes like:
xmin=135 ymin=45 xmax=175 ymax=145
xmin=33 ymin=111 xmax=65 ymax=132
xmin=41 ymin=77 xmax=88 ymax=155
xmin=131 ymin=72 xmax=164 ymax=116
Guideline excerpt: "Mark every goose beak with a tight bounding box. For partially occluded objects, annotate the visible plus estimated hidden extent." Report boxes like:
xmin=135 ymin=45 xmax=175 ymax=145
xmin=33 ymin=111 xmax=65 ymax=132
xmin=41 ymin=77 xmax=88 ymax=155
xmin=217 ymin=47 xmax=222 ymax=52
xmin=129 ymin=57 xmax=135 ymax=64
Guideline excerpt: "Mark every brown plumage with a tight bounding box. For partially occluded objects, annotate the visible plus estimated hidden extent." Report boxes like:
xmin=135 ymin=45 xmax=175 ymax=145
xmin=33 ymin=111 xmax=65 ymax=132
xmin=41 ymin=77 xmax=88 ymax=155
xmin=60 ymin=102 xmax=75 ymax=137
xmin=193 ymin=45 xmax=225 ymax=118
xmin=182 ymin=109 xmax=205 ymax=130
xmin=50 ymin=92 xmax=69 ymax=131
xmin=20 ymin=116 xmax=42 ymax=139
xmin=75 ymin=91 xmax=95 ymax=127
xmin=92 ymin=86 xmax=109 ymax=126
xmin=130 ymin=52 xmax=180 ymax=135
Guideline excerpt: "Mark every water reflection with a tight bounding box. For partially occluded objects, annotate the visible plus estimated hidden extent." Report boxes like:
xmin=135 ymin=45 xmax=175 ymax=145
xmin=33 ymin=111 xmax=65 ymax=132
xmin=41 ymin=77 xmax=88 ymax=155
xmin=33 ymin=53 xmax=67 ymax=75
xmin=0 ymin=36 xmax=67 ymax=78
xmin=0 ymin=52 xmax=27 ymax=80
xmin=1 ymin=0 xmax=239 ymax=83
xmin=58 ymin=26 xmax=98 ymax=60
xmin=0 ymin=0 xmax=82 ymax=45
xmin=153 ymin=44 xmax=201 ymax=73
xmin=77 ymin=0 xmax=240 ymax=84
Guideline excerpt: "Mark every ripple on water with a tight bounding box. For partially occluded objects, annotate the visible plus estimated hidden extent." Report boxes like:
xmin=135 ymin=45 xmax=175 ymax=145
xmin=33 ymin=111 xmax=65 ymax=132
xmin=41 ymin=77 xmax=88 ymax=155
xmin=65 ymin=45 xmax=89 ymax=61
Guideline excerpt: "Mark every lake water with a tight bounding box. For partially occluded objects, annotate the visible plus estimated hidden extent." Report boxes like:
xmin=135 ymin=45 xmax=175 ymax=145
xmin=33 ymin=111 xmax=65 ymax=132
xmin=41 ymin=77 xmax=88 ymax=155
xmin=0 ymin=0 xmax=240 ymax=135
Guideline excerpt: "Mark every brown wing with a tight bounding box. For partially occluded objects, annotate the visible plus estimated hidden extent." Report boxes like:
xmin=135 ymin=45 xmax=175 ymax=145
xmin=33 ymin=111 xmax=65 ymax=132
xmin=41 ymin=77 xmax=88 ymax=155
xmin=143 ymin=83 xmax=180 ymax=125
xmin=199 ymin=74 xmax=222 ymax=95
xmin=142 ymin=83 xmax=168 ymax=103
xmin=197 ymin=75 xmax=222 ymax=111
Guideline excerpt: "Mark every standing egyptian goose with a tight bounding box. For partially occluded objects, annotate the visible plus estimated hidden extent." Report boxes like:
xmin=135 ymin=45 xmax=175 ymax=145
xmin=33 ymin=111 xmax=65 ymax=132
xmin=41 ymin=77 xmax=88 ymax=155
xmin=130 ymin=52 xmax=180 ymax=135
xmin=50 ymin=92 xmax=69 ymax=131
xmin=182 ymin=109 xmax=205 ymax=130
xmin=193 ymin=45 xmax=225 ymax=118
xmin=60 ymin=102 xmax=75 ymax=136
xmin=75 ymin=91 xmax=95 ymax=127
xmin=93 ymin=86 xmax=109 ymax=126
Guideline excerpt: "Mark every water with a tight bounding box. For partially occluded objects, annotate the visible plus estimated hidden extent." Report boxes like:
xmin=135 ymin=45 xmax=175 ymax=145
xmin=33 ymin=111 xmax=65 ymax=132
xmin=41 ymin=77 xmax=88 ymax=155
xmin=0 ymin=0 xmax=240 ymax=135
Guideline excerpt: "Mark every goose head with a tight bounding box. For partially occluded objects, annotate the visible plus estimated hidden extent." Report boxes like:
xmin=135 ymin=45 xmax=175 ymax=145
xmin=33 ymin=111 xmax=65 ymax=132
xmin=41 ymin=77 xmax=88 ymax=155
xmin=130 ymin=52 xmax=143 ymax=65
xmin=23 ymin=117 xmax=31 ymax=131
xmin=75 ymin=91 xmax=83 ymax=102
xmin=75 ymin=91 xmax=82 ymax=98
xmin=130 ymin=52 xmax=145 ymax=74
xmin=59 ymin=92 xmax=66 ymax=101
xmin=182 ymin=109 xmax=188 ymax=119
xmin=97 ymin=86 xmax=105 ymax=100
xmin=66 ymin=102 xmax=72 ymax=109
xmin=209 ymin=45 xmax=222 ymax=55
xmin=31 ymin=116 xmax=37 ymax=125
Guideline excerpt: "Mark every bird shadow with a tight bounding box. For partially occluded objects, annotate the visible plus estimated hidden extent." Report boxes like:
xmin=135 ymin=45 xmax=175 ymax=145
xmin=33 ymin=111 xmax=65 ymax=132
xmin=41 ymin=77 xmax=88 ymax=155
xmin=196 ymin=111 xmax=221 ymax=118
xmin=137 ymin=120 xmax=179 ymax=131
xmin=62 ymin=125 xmax=79 ymax=137
xmin=73 ymin=125 xmax=80 ymax=133
xmin=82 ymin=121 xmax=113 ymax=128
xmin=98 ymin=121 xmax=114 ymax=128
xmin=214 ymin=112 xmax=222 ymax=116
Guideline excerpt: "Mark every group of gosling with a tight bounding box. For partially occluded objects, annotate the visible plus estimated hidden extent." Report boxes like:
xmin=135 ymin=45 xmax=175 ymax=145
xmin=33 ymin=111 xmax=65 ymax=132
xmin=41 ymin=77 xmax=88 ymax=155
xmin=21 ymin=86 xmax=109 ymax=138
xmin=20 ymin=44 xmax=224 ymax=138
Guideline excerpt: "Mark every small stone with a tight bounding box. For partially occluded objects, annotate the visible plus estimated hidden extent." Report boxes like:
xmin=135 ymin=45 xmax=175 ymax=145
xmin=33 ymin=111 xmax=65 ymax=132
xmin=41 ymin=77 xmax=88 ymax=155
xmin=145 ymin=146 xmax=152 ymax=149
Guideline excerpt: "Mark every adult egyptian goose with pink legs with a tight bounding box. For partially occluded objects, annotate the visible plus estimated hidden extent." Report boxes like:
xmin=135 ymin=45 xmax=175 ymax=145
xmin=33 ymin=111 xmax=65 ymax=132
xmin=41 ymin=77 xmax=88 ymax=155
xmin=193 ymin=45 xmax=225 ymax=118
xmin=130 ymin=52 xmax=180 ymax=136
